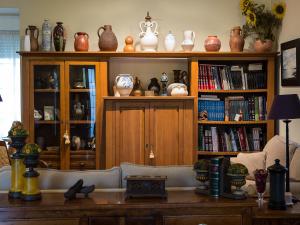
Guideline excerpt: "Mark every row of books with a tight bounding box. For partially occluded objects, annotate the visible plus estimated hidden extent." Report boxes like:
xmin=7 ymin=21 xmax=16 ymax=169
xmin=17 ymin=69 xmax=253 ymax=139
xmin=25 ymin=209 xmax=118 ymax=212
xmin=198 ymin=125 xmax=265 ymax=152
xmin=198 ymin=63 xmax=266 ymax=90
xmin=198 ymin=95 xmax=267 ymax=121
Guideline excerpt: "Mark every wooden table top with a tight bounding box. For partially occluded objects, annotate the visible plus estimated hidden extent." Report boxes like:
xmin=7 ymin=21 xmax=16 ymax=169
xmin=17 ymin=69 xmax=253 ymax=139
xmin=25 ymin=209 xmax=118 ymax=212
xmin=0 ymin=190 xmax=257 ymax=211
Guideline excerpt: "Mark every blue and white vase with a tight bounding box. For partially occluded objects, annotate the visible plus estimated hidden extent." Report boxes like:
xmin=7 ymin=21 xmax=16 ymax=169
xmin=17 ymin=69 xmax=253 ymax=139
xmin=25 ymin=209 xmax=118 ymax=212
xmin=115 ymin=74 xmax=134 ymax=96
xmin=42 ymin=19 xmax=51 ymax=51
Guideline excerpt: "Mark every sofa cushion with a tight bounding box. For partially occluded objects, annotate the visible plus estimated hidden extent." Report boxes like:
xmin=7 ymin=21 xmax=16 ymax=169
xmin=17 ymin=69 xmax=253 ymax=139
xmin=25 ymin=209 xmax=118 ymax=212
xmin=0 ymin=166 xmax=121 ymax=190
xmin=290 ymin=147 xmax=300 ymax=181
xmin=264 ymin=135 xmax=297 ymax=169
xmin=230 ymin=151 xmax=265 ymax=180
xmin=0 ymin=166 xmax=11 ymax=190
xmin=120 ymin=162 xmax=198 ymax=188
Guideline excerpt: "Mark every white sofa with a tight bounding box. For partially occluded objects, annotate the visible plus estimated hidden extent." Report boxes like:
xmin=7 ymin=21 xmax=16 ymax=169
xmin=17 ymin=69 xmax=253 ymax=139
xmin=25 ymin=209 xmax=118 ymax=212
xmin=0 ymin=163 xmax=198 ymax=191
xmin=1 ymin=136 xmax=299 ymax=196
xmin=231 ymin=135 xmax=300 ymax=196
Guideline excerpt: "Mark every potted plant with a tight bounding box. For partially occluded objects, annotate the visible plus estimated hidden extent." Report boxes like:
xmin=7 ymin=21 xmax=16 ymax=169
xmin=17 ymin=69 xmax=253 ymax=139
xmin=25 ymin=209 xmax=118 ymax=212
xmin=8 ymin=121 xmax=28 ymax=153
xmin=227 ymin=163 xmax=249 ymax=196
xmin=194 ymin=159 xmax=209 ymax=190
xmin=240 ymin=0 xmax=286 ymax=52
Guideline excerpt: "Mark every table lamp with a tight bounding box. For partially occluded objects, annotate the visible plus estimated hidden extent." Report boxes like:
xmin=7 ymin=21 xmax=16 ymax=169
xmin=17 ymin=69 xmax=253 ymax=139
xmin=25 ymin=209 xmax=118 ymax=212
xmin=268 ymin=94 xmax=300 ymax=194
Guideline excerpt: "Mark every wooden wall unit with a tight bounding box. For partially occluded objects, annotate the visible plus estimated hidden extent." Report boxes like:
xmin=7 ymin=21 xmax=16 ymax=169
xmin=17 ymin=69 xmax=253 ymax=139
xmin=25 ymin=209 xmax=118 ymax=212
xmin=19 ymin=52 xmax=276 ymax=169
xmin=104 ymin=97 xmax=194 ymax=168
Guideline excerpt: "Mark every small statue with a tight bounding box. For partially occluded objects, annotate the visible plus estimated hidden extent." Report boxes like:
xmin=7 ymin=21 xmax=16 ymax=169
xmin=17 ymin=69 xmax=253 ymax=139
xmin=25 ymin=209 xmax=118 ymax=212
xmin=34 ymin=109 xmax=43 ymax=120
xmin=160 ymin=72 xmax=168 ymax=96
xmin=73 ymin=101 xmax=84 ymax=120
xmin=88 ymin=137 xmax=96 ymax=150
xmin=72 ymin=136 xmax=81 ymax=150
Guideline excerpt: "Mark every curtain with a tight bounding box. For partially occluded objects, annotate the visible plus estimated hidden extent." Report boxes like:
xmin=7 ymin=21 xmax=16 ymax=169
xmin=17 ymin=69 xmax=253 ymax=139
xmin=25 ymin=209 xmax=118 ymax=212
xmin=0 ymin=30 xmax=20 ymax=138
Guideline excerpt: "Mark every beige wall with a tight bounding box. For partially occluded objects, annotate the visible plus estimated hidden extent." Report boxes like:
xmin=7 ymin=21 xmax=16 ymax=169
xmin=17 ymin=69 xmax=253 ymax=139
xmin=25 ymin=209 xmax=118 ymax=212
xmin=277 ymin=0 xmax=300 ymax=143
xmin=0 ymin=0 xmax=270 ymax=52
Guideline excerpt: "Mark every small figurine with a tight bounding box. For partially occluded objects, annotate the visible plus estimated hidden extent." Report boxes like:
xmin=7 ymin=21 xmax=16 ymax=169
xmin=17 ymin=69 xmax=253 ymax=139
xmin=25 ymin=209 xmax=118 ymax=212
xmin=73 ymin=101 xmax=85 ymax=120
xmin=160 ymin=72 xmax=168 ymax=96
xmin=123 ymin=36 xmax=135 ymax=52
xmin=72 ymin=136 xmax=81 ymax=150
xmin=34 ymin=109 xmax=43 ymax=120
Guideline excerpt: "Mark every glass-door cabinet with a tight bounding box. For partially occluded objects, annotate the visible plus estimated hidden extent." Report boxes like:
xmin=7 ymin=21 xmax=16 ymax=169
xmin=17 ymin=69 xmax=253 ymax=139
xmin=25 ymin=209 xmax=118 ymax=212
xmin=29 ymin=61 xmax=101 ymax=170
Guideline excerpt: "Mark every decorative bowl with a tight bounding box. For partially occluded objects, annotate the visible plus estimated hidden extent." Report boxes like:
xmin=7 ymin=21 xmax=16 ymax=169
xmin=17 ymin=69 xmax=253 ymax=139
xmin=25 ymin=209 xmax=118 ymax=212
xmin=167 ymin=83 xmax=188 ymax=96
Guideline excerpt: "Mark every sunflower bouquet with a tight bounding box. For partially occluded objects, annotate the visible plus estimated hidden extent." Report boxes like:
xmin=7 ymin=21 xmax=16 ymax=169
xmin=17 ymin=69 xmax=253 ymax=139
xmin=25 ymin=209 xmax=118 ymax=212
xmin=23 ymin=143 xmax=42 ymax=155
xmin=240 ymin=0 xmax=286 ymax=41
xmin=8 ymin=121 xmax=28 ymax=137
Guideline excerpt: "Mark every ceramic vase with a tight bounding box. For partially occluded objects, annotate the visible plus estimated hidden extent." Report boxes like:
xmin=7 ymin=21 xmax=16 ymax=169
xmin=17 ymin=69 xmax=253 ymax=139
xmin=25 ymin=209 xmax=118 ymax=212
xmin=74 ymin=32 xmax=89 ymax=51
xmin=115 ymin=74 xmax=134 ymax=96
xmin=229 ymin=26 xmax=244 ymax=52
xmin=254 ymin=39 xmax=273 ymax=53
xmin=98 ymin=25 xmax=118 ymax=51
xmin=204 ymin=35 xmax=221 ymax=52
xmin=132 ymin=77 xmax=143 ymax=96
xmin=24 ymin=35 xmax=31 ymax=51
xmin=25 ymin=25 xmax=39 ymax=51
xmin=123 ymin=36 xmax=135 ymax=52
xmin=139 ymin=12 xmax=158 ymax=52
xmin=53 ymin=22 xmax=66 ymax=51
xmin=41 ymin=19 xmax=51 ymax=51
xmin=148 ymin=77 xmax=160 ymax=96
xmin=164 ymin=31 xmax=176 ymax=51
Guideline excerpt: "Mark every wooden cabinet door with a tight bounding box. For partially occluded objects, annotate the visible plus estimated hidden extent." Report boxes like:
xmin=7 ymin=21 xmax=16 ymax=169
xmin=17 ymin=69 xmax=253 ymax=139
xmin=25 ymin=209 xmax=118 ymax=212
xmin=105 ymin=101 xmax=149 ymax=168
xmin=149 ymin=101 xmax=193 ymax=166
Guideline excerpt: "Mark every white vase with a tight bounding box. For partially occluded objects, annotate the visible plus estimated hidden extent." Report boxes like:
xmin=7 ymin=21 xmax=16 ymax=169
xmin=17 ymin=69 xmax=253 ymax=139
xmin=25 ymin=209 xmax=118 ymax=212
xmin=139 ymin=12 xmax=158 ymax=52
xmin=164 ymin=31 xmax=176 ymax=51
xmin=115 ymin=74 xmax=134 ymax=96
xmin=24 ymin=34 xmax=31 ymax=51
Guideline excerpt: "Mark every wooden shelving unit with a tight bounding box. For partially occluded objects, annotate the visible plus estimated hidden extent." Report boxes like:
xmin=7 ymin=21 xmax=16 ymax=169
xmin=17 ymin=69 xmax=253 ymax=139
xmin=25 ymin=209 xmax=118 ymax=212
xmin=20 ymin=51 xmax=276 ymax=167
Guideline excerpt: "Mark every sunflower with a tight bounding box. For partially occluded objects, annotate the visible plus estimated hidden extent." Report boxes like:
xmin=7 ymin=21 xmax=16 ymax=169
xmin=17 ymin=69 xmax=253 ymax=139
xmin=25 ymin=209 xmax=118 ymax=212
xmin=246 ymin=10 xmax=257 ymax=27
xmin=240 ymin=0 xmax=252 ymax=14
xmin=272 ymin=2 xmax=286 ymax=19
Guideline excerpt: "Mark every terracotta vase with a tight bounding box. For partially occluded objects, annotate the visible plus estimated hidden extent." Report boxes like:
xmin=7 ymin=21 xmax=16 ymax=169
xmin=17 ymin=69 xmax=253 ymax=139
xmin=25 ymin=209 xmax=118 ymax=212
xmin=53 ymin=22 xmax=66 ymax=51
xmin=229 ymin=26 xmax=244 ymax=52
xmin=204 ymin=35 xmax=221 ymax=52
xmin=74 ymin=32 xmax=89 ymax=51
xmin=25 ymin=25 xmax=39 ymax=51
xmin=123 ymin=36 xmax=135 ymax=52
xmin=98 ymin=25 xmax=118 ymax=51
xmin=254 ymin=39 xmax=273 ymax=53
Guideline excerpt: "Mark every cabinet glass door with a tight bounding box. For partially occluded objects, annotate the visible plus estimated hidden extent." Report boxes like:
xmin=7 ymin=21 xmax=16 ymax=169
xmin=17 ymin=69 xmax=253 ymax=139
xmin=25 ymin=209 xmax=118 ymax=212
xmin=33 ymin=64 xmax=62 ymax=169
xmin=67 ymin=63 xmax=97 ymax=170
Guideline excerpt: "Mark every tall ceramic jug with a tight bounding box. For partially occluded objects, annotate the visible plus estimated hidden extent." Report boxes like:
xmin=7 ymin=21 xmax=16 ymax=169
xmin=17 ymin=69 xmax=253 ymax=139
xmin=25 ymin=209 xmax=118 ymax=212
xmin=229 ymin=26 xmax=244 ymax=52
xmin=98 ymin=25 xmax=118 ymax=51
xmin=41 ymin=19 xmax=51 ymax=51
xmin=139 ymin=12 xmax=158 ymax=52
xmin=74 ymin=32 xmax=89 ymax=51
xmin=25 ymin=25 xmax=39 ymax=51
xmin=182 ymin=30 xmax=195 ymax=45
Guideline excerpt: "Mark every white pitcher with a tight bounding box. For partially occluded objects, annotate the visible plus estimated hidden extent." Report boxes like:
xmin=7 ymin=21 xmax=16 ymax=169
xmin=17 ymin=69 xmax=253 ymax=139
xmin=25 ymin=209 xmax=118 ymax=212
xmin=139 ymin=12 xmax=158 ymax=52
xmin=182 ymin=30 xmax=195 ymax=45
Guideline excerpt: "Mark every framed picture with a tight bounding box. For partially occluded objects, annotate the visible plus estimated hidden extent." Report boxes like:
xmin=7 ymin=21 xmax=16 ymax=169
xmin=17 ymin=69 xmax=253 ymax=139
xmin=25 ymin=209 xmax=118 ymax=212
xmin=44 ymin=106 xmax=54 ymax=121
xmin=281 ymin=38 xmax=300 ymax=86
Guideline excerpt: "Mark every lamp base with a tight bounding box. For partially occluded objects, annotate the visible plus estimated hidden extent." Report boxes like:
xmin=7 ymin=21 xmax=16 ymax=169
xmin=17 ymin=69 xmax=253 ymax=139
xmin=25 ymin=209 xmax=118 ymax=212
xmin=8 ymin=191 xmax=22 ymax=199
xmin=285 ymin=192 xmax=293 ymax=206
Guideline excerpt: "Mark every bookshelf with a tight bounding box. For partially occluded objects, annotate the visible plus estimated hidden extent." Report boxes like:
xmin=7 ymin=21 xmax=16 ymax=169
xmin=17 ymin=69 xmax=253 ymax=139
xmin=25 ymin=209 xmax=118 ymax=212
xmin=190 ymin=54 xmax=275 ymax=158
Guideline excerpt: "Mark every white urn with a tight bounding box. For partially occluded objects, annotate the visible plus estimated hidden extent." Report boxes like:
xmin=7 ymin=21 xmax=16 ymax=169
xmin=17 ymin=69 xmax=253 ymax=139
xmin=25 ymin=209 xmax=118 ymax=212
xmin=139 ymin=12 xmax=158 ymax=52
xmin=164 ymin=31 xmax=176 ymax=51
xmin=115 ymin=74 xmax=134 ymax=97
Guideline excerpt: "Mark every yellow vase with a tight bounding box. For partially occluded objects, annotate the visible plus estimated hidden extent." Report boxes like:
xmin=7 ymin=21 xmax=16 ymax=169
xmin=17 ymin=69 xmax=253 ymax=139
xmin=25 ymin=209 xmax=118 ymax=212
xmin=9 ymin=158 xmax=25 ymax=198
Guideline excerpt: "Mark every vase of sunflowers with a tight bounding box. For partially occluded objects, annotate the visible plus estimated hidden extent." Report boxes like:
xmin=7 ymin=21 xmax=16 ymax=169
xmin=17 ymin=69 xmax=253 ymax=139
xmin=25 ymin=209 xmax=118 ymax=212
xmin=21 ymin=143 xmax=42 ymax=201
xmin=240 ymin=0 xmax=286 ymax=52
